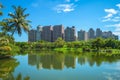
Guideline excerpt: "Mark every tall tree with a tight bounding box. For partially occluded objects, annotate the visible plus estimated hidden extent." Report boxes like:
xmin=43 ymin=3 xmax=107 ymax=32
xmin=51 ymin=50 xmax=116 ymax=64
xmin=5 ymin=5 xmax=31 ymax=36
xmin=0 ymin=3 xmax=3 ymax=16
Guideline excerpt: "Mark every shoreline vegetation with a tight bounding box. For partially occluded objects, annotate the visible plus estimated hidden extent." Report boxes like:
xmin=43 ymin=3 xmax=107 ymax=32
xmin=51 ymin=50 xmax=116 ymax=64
xmin=16 ymin=37 xmax=120 ymax=55
xmin=0 ymin=4 xmax=120 ymax=58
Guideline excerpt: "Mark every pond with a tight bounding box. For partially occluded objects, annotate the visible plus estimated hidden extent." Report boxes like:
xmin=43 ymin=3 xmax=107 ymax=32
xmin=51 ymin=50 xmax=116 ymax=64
xmin=0 ymin=51 xmax=120 ymax=80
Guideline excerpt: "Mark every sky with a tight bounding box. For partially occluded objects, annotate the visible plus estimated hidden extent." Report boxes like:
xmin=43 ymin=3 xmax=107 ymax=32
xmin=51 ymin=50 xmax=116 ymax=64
xmin=0 ymin=0 xmax=120 ymax=42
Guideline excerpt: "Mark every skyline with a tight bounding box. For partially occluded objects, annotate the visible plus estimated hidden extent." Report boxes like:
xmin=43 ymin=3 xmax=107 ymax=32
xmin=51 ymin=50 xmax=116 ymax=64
xmin=1 ymin=0 xmax=120 ymax=41
xmin=28 ymin=25 xmax=118 ymax=42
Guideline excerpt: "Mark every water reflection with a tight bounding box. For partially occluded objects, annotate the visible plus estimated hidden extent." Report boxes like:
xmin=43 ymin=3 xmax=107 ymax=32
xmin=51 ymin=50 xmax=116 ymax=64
xmin=2 ymin=73 xmax=30 ymax=80
xmin=1 ymin=51 xmax=119 ymax=80
xmin=28 ymin=53 xmax=76 ymax=70
xmin=0 ymin=58 xmax=19 ymax=80
xmin=28 ymin=52 xmax=120 ymax=70
xmin=78 ymin=54 xmax=120 ymax=67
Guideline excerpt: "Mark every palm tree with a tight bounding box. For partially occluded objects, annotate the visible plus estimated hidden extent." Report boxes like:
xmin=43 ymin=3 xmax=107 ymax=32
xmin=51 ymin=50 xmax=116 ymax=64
xmin=0 ymin=21 xmax=12 ymax=35
xmin=0 ymin=3 xmax=3 ymax=30
xmin=5 ymin=5 xmax=31 ymax=36
xmin=0 ymin=3 xmax=3 ymax=16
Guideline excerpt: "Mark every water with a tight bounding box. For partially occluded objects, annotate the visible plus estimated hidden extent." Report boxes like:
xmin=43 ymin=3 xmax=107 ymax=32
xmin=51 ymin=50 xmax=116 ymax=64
xmin=0 ymin=52 xmax=120 ymax=80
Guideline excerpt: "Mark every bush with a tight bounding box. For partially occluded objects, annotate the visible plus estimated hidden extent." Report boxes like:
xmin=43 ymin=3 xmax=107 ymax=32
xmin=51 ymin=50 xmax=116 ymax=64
xmin=0 ymin=46 xmax=12 ymax=51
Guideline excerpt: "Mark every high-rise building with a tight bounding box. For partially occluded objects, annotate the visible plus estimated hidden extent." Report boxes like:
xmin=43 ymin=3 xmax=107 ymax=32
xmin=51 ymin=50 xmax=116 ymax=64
xmin=28 ymin=29 xmax=36 ymax=42
xmin=84 ymin=32 xmax=88 ymax=41
xmin=65 ymin=26 xmax=76 ymax=42
xmin=41 ymin=25 xmax=53 ymax=42
xmin=88 ymin=28 xmax=95 ymax=39
xmin=78 ymin=30 xmax=88 ymax=41
xmin=53 ymin=25 xmax=64 ymax=42
xmin=96 ymin=28 xmax=102 ymax=38
xmin=36 ymin=26 xmax=42 ymax=41
xmin=102 ymin=31 xmax=112 ymax=38
xmin=28 ymin=25 xmax=119 ymax=42
xmin=113 ymin=34 xmax=118 ymax=40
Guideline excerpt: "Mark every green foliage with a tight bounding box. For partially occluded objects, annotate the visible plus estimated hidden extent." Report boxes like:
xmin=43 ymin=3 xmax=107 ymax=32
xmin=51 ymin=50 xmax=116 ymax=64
xmin=16 ymin=38 xmax=120 ymax=54
xmin=0 ymin=5 xmax=30 ymax=56
xmin=0 ymin=58 xmax=19 ymax=79
xmin=0 ymin=3 xmax=3 ymax=16
xmin=104 ymin=38 xmax=117 ymax=49
xmin=0 ymin=36 xmax=19 ymax=56
xmin=91 ymin=38 xmax=104 ymax=50
xmin=3 ymin=5 xmax=31 ymax=36
xmin=54 ymin=37 xmax=65 ymax=48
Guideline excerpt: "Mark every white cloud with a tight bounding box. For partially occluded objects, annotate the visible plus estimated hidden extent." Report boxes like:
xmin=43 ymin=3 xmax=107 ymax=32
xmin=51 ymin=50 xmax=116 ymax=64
xmin=104 ymin=9 xmax=118 ymax=19
xmin=102 ymin=17 xmax=120 ymax=22
xmin=116 ymin=4 xmax=120 ymax=9
xmin=102 ymin=6 xmax=120 ymax=22
xmin=105 ymin=23 xmax=120 ymax=35
xmin=112 ymin=17 xmax=120 ymax=22
xmin=54 ymin=4 xmax=75 ymax=13
xmin=102 ymin=18 xmax=111 ymax=22
xmin=105 ymin=9 xmax=117 ymax=14
xmin=104 ymin=14 xmax=113 ymax=18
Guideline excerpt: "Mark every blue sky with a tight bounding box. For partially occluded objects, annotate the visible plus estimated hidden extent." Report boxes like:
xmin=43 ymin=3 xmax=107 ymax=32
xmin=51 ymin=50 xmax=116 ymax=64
xmin=1 ymin=0 xmax=120 ymax=41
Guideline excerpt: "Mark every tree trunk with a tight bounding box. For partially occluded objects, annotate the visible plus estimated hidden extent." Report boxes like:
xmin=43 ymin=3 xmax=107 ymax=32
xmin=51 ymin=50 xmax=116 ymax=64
xmin=11 ymin=26 xmax=17 ymax=36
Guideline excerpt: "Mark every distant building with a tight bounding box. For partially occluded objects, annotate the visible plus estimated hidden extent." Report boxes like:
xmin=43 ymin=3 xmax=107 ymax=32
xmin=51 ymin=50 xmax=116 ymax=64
xmin=84 ymin=32 xmax=88 ymax=41
xmin=53 ymin=25 xmax=64 ymax=42
xmin=28 ymin=29 xmax=36 ymax=42
xmin=102 ymin=31 xmax=112 ymax=38
xmin=102 ymin=31 xmax=118 ymax=40
xmin=113 ymin=35 xmax=118 ymax=40
xmin=88 ymin=28 xmax=95 ymax=39
xmin=36 ymin=26 xmax=42 ymax=41
xmin=28 ymin=25 xmax=119 ymax=42
xmin=65 ymin=26 xmax=76 ymax=42
xmin=96 ymin=28 xmax=102 ymax=38
xmin=41 ymin=25 xmax=53 ymax=42
xmin=78 ymin=30 xmax=88 ymax=41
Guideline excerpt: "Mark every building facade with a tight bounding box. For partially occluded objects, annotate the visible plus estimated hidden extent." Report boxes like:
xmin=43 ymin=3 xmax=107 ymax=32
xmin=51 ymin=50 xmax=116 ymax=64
xmin=65 ymin=26 xmax=76 ymax=42
xmin=53 ymin=25 xmax=64 ymax=42
xmin=28 ymin=29 xmax=37 ymax=42
xmin=88 ymin=28 xmax=95 ymax=39
xmin=78 ymin=30 xmax=88 ymax=41
xmin=96 ymin=28 xmax=102 ymax=38
xmin=41 ymin=25 xmax=53 ymax=42
xmin=28 ymin=25 xmax=119 ymax=42
xmin=36 ymin=26 xmax=42 ymax=41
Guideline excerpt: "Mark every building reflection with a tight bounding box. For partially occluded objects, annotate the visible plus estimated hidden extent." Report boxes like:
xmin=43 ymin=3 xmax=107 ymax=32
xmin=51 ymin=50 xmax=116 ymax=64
xmin=78 ymin=53 xmax=120 ymax=67
xmin=78 ymin=56 xmax=86 ymax=66
xmin=28 ymin=52 xmax=120 ymax=69
xmin=28 ymin=53 xmax=76 ymax=70
xmin=64 ymin=55 xmax=76 ymax=68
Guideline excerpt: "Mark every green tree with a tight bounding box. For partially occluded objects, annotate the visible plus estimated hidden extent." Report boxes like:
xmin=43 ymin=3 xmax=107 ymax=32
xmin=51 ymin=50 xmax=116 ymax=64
xmin=54 ymin=37 xmax=65 ymax=48
xmin=104 ymin=38 xmax=116 ymax=48
xmin=91 ymin=38 xmax=104 ymax=50
xmin=0 ymin=3 xmax=3 ymax=16
xmin=4 ymin=5 xmax=31 ymax=36
xmin=0 ymin=21 xmax=13 ymax=35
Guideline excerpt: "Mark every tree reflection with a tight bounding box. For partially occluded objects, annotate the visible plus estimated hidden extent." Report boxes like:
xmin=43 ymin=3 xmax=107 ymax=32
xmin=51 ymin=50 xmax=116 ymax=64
xmin=0 ymin=58 xmax=30 ymax=80
xmin=28 ymin=51 xmax=120 ymax=69
xmin=3 ymin=73 xmax=30 ymax=80
xmin=0 ymin=58 xmax=19 ymax=80
xmin=78 ymin=53 xmax=120 ymax=67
